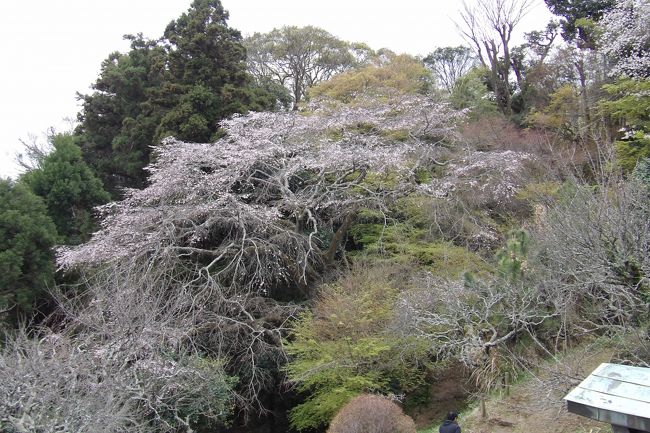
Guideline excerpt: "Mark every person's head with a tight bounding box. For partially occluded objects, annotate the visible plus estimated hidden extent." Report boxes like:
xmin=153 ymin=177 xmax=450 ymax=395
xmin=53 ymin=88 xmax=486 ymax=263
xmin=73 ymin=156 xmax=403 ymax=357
xmin=446 ymin=411 xmax=459 ymax=422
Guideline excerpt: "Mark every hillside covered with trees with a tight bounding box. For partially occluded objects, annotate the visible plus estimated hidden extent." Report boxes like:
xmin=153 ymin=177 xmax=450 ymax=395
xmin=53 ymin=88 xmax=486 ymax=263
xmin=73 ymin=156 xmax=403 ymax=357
xmin=2 ymin=0 xmax=650 ymax=432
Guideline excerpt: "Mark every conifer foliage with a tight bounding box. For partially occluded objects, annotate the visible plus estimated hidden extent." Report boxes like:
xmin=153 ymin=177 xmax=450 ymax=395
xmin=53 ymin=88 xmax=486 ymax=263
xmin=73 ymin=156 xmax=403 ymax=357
xmin=21 ymin=133 xmax=110 ymax=245
xmin=77 ymin=0 xmax=280 ymax=194
xmin=0 ymin=180 xmax=58 ymax=327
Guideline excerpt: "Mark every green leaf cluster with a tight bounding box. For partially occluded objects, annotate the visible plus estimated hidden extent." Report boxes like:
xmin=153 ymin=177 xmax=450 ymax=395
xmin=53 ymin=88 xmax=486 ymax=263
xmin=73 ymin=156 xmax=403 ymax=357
xmin=286 ymin=323 xmax=391 ymax=430
xmin=449 ymin=67 xmax=498 ymax=118
xmin=351 ymin=223 xmax=490 ymax=277
xmin=527 ymin=84 xmax=582 ymax=140
xmin=495 ymin=229 xmax=529 ymax=281
xmin=309 ymin=54 xmax=432 ymax=103
xmin=349 ymin=197 xmax=492 ymax=278
xmin=544 ymin=0 xmax=614 ymax=46
xmin=600 ymin=79 xmax=650 ymax=173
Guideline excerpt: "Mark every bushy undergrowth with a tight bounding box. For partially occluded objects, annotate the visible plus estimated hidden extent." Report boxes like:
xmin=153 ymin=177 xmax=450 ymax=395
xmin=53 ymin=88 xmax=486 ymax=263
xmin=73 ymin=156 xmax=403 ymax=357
xmin=530 ymin=179 xmax=650 ymax=334
xmin=285 ymin=264 xmax=428 ymax=430
xmin=349 ymin=222 xmax=491 ymax=277
xmin=0 ymin=270 xmax=235 ymax=433
xmin=287 ymin=174 xmax=650 ymax=431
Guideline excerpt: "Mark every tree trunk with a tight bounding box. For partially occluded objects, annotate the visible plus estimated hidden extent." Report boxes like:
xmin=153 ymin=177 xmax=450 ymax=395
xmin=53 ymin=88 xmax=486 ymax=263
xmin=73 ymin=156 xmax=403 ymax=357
xmin=324 ymin=212 xmax=355 ymax=265
xmin=575 ymin=57 xmax=590 ymax=126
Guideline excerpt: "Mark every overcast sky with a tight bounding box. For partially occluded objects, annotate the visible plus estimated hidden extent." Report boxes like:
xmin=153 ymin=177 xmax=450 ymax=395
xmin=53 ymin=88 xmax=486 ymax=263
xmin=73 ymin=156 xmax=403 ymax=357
xmin=0 ymin=0 xmax=552 ymax=178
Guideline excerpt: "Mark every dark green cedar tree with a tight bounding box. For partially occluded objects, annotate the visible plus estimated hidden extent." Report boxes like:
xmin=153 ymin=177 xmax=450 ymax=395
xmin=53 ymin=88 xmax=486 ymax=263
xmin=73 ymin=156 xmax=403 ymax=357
xmin=0 ymin=179 xmax=58 ymax=326
xmin=77 ymin=0 xmax=280 ymax=195
xmin=77 ymin=34 xmax=167 ymax=193
xmin=158 ymin=0 xmax=281 ymax=141
xmin=22 ymin=133 xmax=110 ymax=245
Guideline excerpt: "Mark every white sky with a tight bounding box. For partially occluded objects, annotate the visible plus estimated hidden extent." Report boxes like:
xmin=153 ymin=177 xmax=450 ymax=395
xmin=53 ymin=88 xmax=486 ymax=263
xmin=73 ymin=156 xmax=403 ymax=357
xmin=0 ymin=0 xmax=552 ymax=178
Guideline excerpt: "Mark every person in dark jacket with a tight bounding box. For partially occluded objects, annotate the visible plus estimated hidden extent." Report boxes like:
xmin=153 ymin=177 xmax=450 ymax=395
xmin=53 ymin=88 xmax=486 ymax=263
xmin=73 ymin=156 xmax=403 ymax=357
xmin=439 ymin=411 xmax=461 ymax=433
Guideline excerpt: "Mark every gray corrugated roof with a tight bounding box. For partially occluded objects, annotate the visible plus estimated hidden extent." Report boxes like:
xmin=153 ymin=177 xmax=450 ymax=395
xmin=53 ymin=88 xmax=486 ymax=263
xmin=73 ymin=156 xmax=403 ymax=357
xmin=564 ymin=363 xmax=650 ymax=431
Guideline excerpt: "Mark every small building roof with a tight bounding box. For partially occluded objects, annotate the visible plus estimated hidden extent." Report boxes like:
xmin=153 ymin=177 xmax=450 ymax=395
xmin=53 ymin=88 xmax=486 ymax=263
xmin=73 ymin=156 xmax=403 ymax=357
xmin=564 ymin=363 xmax=650 ymax=432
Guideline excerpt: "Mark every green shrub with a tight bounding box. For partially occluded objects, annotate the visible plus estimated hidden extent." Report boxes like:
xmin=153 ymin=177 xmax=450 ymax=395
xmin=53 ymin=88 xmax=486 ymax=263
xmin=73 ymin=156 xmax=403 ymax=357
xmin=285 ymin=264 xmax=428 ymax=430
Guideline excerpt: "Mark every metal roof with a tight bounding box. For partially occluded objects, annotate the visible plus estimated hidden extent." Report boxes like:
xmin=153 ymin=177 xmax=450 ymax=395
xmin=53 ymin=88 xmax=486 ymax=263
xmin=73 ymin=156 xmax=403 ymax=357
xmin=564 ymin=363 xmax=650 ymax=432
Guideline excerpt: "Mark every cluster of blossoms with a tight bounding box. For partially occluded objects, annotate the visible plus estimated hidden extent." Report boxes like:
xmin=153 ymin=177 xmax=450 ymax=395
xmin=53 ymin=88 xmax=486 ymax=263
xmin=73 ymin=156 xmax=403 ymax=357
xmin=429 ymin=150 xmax=537 ymax=204
xmin=600 ymin=0 xmax=650 ymax=79
xmin=59 ymin=95 xmax=465 ymax=282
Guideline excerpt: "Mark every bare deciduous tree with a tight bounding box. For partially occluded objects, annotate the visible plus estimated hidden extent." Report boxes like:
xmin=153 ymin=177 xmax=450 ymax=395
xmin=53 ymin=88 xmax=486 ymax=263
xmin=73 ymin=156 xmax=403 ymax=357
xmin=423 ymin=46 xmax=478 ymax=94
xmin=458 ymin=0 xmax=535 ymax=114
xmin=14 ymin=131 xmax=54 ymax=171
xmin=0 ymin=266 xmax=233 ymax=433
xmin=531 ymin=179 xmax=650 ymax=339
xmin=394 ymin=275 xmax=556 ymax=368
xmin=393 ymin=178 xmax=650 ymax=398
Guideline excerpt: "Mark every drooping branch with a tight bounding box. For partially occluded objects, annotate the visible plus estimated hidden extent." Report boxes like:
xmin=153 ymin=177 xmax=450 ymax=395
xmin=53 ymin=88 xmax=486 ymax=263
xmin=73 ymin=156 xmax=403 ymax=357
xmin=51 ymin=94 xmax=465 ymax=418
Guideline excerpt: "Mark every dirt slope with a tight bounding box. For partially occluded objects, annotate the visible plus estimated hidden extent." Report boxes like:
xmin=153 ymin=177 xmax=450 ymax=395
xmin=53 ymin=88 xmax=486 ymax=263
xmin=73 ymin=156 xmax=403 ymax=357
xmin=419 ymin=343 xmax=616 ymax=433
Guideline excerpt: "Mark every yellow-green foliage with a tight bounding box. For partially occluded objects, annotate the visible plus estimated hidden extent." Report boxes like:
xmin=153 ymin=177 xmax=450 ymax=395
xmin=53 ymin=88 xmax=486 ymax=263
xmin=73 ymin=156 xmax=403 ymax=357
xmin=285 ymin=265 xmax=426 ymax=431
xmin=349 ymin=223 xmax=491 ymax=278
xmin=357 ymin=170 xmax=400 ymax=191
xmin=515 ymin=181 xmax=562 ymax=202
xmin=382 ymin=128 xmax=411 ymax=142
xmin=394 ymin=196 xmax=435 ymax=226
xmin=417 ymin=242 xmax=492 ymax=278
xmin=527 ymin=84 xmax=581 ymax=138
xmin=309 ymin=54 xmax=432 ymax=103
xmin=355 ymin=207 xmax=386 ymax=223
xmin=414 ymin=167 xmax=434 ymax=184
xmin=600 ymin=79 xmax=650 ymax=123
xmin=615 ymin=135 xmax=650 ymax=174
xmin=323 ymin=122 xmax=376 ymax=140
xmin=287 ymin=325 xmax=391 ymax=431
xmin=350 ymin=196 xmax=493 ymax=277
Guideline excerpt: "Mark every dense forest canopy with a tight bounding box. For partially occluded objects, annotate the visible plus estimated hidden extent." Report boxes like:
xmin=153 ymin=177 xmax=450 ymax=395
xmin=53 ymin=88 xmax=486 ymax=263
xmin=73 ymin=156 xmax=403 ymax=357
xmin=2 ymin=0 xmax=650 ymax=432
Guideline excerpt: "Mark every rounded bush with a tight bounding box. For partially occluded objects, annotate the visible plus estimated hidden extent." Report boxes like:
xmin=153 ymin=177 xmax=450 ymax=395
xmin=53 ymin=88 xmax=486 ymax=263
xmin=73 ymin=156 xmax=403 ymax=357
xmin=327 ymin=394 xmax=416 ymax=433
